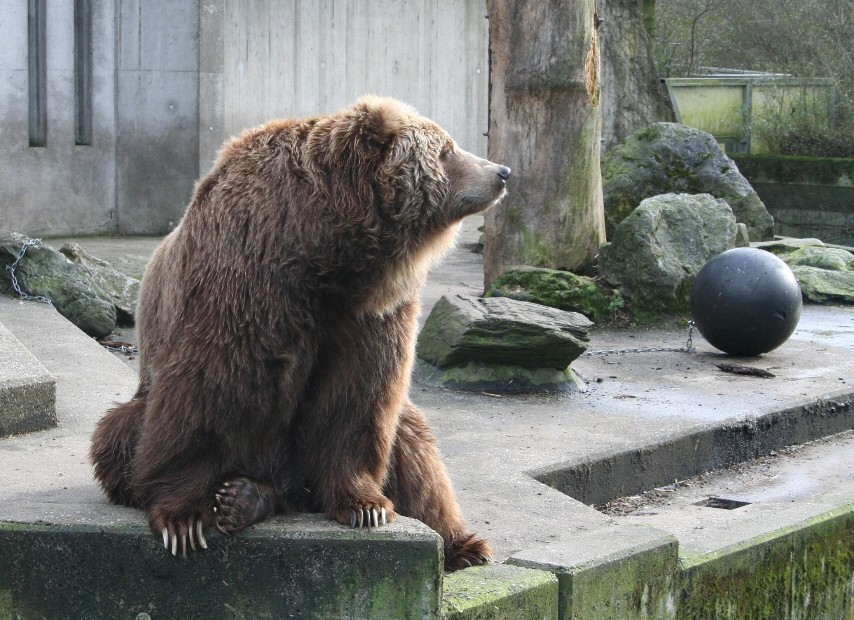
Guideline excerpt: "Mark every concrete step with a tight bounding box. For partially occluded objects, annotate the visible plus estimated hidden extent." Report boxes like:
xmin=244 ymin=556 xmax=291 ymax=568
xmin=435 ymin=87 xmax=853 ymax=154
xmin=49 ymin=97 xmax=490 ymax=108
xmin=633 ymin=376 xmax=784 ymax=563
xmin=0 ymin=316 xmax=55 ymax=437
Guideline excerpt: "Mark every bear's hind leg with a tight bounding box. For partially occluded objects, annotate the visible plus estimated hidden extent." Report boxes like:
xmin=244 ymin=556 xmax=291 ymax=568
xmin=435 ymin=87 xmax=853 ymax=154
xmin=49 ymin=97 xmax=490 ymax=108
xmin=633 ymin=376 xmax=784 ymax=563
xmin=385 ymin=401 xmax=493 ymax=571
xmin=90 ymin=394 xmax=146 ymax=507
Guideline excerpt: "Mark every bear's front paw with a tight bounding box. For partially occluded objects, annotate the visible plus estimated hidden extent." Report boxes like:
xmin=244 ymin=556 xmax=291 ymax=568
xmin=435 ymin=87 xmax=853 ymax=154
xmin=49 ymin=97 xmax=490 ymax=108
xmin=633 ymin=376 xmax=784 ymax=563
xmin=214 ymin=477 xmax=277 ymax=535
xmin=333 ymin=498 xmax=395 ymax=529
xmin=149 ymin=510 xmax=209 ymax=558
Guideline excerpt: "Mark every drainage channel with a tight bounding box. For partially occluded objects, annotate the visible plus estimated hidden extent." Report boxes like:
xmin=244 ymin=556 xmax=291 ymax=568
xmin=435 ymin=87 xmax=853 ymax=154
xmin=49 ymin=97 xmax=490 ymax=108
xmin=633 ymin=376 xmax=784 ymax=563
xmin=527 ymin=389 xmax=854 ymax=508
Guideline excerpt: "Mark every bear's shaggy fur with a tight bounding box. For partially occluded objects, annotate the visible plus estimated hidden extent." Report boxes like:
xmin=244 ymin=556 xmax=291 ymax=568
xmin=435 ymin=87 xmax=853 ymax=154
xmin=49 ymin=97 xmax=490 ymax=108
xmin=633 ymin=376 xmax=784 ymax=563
xmin=90 ymin=96 xmax=509 ymax=570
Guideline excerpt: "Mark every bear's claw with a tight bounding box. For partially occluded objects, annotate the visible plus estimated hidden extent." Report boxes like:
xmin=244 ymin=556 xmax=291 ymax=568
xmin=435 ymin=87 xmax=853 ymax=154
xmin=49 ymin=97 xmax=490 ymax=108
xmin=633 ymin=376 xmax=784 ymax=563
xmin=349 ymin=506 xmax=388 ymax=529
xmin=159 ymin=515 xmax=208 ymax=558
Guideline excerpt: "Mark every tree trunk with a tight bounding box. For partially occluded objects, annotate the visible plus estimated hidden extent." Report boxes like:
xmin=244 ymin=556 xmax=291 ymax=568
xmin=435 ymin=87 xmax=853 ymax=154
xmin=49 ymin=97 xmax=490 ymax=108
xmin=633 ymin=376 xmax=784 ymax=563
xmin=484 ymin=0 xmax=605 ymax=288
xmin=598 ymin=0 xmax=675 ymax=152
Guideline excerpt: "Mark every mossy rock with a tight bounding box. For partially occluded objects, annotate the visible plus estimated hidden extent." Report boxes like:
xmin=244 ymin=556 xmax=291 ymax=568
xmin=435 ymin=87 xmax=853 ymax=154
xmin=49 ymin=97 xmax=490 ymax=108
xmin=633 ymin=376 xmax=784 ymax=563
xmin=417 ymin=295 xmax=592 ymax=370
xmin=599 ymin=193 xmax=738 ymax=313
xmin=602 ymin=122 xmax=774 ymax=241
xmin=0 ymin=234 xmax=116 ymax=338
xmin=485 ymin=267 xmax=622 ymax=322
xmin=60 ymin=242 xmax=141 ymax=325
xmin=781 ymin=246 xmax=854 ymax=272
xmin=416 ymin=295 xmax=592 ymax=393
xmin=790 ymin=266 xmax=854 ymax=304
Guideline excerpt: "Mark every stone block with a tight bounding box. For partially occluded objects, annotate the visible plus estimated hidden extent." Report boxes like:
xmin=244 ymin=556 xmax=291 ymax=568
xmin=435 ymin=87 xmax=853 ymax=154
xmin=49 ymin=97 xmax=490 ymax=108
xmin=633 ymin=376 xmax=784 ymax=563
xmin=442 ymin=563 xmax=559 ymax=620
xmin=0 ymin=513 xmax=443 ymax=618
xmin=509 ymin=525 xmax=679 ymax=620
xmin=0 ymin=321 xmax=56 ymax=437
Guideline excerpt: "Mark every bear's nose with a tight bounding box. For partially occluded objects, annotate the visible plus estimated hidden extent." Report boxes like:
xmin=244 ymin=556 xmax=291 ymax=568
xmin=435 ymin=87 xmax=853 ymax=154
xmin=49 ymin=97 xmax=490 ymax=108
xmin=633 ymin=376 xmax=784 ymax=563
xmin=497 ymin=166 xmax=511 ymax=180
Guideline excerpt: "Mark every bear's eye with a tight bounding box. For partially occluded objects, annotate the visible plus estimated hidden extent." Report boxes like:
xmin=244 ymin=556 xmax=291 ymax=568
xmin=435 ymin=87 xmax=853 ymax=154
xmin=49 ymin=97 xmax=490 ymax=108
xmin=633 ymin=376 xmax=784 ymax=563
xmin=439 ymin=146 xmax=453 ymax=160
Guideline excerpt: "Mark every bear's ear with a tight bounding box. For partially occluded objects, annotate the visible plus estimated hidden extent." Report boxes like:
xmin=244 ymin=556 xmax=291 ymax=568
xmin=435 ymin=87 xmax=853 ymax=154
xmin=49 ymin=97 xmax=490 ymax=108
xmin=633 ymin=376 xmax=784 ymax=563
xmin=356 ymin=95 xmax=414 ymax=148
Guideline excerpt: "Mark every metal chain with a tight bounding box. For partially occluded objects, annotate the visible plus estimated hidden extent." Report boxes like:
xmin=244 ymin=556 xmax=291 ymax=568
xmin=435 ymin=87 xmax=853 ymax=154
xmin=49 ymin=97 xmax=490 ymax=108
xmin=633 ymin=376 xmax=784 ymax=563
xmin=100 ymin=342 xmax=139 ymax=355
xmin=4 ymin=238 xmax=56 ymax=309
xmin=582 ymin=321 xmax=695 ymax=357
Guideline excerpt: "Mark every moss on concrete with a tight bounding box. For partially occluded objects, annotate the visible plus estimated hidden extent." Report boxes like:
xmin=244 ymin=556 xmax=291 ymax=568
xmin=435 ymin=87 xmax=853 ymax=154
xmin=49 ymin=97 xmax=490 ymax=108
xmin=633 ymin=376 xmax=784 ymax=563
xmin=510 ymin=527 xmax=679 ymax=620
xmin=678 ymin=504 xmax=854 ymax=619
xmin=442 ymin=564 xmax=559 ymax=620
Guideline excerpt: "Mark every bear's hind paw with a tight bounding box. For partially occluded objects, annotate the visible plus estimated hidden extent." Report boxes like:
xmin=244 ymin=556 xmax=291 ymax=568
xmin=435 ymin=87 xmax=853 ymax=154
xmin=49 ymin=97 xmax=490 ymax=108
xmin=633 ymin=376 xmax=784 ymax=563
xmin=214 ymin=477 xmax=278 ymax=535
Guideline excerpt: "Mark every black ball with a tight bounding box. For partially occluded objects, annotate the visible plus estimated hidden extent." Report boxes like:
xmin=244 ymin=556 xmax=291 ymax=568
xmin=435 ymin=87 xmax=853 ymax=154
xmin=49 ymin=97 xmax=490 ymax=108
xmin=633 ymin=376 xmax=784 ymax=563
xmin=690 ymin=248 xmax=802 ymax=356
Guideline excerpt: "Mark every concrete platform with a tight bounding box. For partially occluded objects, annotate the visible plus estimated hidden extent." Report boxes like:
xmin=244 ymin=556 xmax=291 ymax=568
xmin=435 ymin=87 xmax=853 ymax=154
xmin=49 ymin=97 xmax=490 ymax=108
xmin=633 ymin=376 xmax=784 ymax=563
xmin=0 ymin=218 xmax=850 ymax=618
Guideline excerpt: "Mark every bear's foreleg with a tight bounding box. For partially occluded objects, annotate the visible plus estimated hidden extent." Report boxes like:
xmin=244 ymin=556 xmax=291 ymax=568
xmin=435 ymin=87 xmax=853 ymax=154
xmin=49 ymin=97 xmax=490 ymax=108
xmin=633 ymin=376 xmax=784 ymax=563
xmin=294 ymin=301 xmax=423 ymax=529
xmin=129 ymin=408 xmax=227 ymax=557
xmin=385 ymin=401 xmax=493 ymax=571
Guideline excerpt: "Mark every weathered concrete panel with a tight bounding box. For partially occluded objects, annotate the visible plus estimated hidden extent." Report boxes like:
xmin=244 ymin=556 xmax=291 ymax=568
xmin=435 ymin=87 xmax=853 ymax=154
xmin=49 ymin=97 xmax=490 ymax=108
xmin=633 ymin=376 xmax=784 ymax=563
xmin=199 ymin=0 xmax=489 ymax=169
xmin=0 ymin=0 xmax=117 ymax=237
xmin=0 ymin=514 xmax=443 ymax=619
xmin=116 ymin=69 xmax=198 ymax=234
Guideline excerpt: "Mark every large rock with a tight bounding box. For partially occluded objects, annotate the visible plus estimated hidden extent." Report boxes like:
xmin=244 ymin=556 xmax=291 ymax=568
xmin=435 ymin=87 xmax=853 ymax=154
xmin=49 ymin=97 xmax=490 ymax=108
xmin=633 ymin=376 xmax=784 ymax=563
xmin=60 ymin=242 xmax=141 ymax=324
xmin=485 ymin=266 xmax=623 ymax=322
xmin=416 ymin=295 xmax=592 ymax=393
xmin=755 ymin=239 xmax=854 ymax=304
xmin=599 ymin=193 xmax=738 ymax=311
xmin=0 ymin=234 xmax=116 ymax=338
xmin=602 ymin=122 xmax=775 ymax=241
xmin=790 ymin=266 xmax=854 ymax=304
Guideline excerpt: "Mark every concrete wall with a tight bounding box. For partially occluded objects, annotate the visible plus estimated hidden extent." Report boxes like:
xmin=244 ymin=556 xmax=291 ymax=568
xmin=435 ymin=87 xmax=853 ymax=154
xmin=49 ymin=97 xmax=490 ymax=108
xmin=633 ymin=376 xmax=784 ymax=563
xmin=0 ymin=0 xmax=199 ymax=237
xmin=1 ymin=1 xmax=489 ymax=237
xmin=115 ymin=0 xmax=199 ymax=234
xmin=199 ymin=0 xmax=489 ymax=173
xmin=733 ymin=154 xmax=854 ymax=246
xmin=0 ymin=1 xmax=118 ymax=236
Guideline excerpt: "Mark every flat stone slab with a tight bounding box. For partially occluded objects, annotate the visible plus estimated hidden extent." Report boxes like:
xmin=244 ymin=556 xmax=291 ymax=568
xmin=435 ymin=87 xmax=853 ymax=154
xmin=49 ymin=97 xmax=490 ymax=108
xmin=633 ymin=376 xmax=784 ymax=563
xmin=418 ymin=295 xmax=592 ymax=370
xmin=416 ymin=294 xmax=592 ymax=392
xmin=0 ymin=320 xmax=55 ymax=437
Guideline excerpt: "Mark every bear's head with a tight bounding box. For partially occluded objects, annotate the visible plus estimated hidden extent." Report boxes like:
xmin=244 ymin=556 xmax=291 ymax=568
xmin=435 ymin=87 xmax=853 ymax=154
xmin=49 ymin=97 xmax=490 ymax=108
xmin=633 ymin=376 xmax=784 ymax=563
xmin=350 ymin=95 xmax=510 ymax=231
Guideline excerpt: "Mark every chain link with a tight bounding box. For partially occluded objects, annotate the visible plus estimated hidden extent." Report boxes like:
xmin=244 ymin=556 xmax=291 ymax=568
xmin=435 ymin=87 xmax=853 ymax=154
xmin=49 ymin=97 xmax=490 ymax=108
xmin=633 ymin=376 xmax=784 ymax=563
xmin=582 ymin=321 xmax=695 ymax=357
xmin=4 ymin=238 xmax=56 ymax=309
xmin=100 ymin=342 xmax=139 ymax=355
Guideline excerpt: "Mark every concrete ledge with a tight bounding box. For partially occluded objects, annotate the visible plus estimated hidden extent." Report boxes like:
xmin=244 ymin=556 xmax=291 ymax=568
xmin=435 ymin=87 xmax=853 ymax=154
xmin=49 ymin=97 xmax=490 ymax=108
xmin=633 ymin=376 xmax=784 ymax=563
xmin=530 ymin=390 xmax=854 ymax=507
xmin=0 ymin=321 xmax=55 ymax=437
xmin=0 ymin=512 xmax=443 ymax=619
xmin=678 ymin=504 xmax=854 ymax=619
xmin=508 ymin=525 xmax=679 ymax=619
xmin=441 ymin=563 xmax=558 ymax=619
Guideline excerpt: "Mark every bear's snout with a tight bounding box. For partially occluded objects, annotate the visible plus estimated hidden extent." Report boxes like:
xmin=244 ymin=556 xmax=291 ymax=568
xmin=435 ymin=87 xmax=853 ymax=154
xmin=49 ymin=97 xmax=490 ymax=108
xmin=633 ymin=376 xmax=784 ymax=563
xmin=497 ymin=166 xmax=511 ymax=181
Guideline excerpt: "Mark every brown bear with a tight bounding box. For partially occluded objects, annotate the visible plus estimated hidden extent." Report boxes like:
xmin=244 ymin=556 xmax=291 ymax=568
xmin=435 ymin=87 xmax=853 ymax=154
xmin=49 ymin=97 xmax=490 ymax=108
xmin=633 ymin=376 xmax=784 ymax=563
xmin=90 ymin=95 xmax=509 ymax=571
